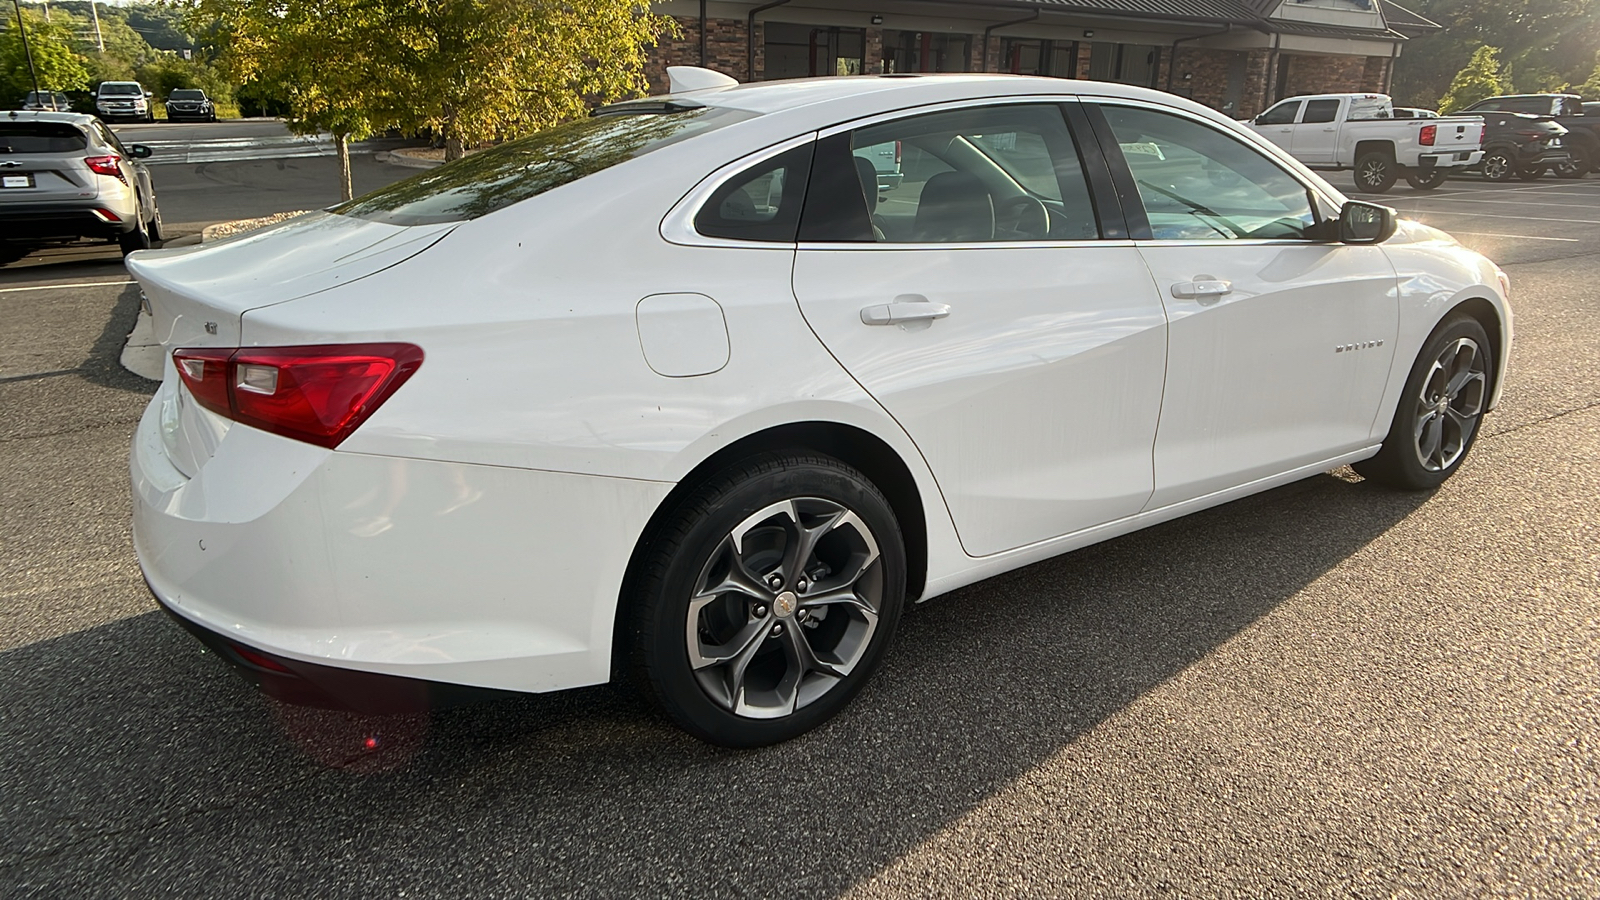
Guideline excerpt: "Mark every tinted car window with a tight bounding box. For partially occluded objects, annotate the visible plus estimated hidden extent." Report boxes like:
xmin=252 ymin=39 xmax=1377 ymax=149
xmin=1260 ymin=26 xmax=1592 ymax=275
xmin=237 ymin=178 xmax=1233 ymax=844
xmin=170 ymin=90 xmax=205 ymax=100
xmin=1302 ymin=100 xmax=1340 ymax=124
xmin=694 ymin=144 xmax=813 ymax=242
xmin=335 ymin=107 xmax=754 ymax=226
xmin=0 ymin=123 xmax=88 ymax=153
xmin=1100 ymin=105 xmax=1318 ymax=241
xmin=801 ymin=104 xmax=1100 ymax=243
xmin=1256 ymin=101 xmax=1301 ymax=125
xmin=100 ymin=83 xmax=142 ymax=96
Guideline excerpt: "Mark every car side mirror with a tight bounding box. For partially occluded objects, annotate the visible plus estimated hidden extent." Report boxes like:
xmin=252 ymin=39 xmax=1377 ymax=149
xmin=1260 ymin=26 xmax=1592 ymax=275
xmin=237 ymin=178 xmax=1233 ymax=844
xmin=128 ymin=144 xmax=153 ymax=159
xmin=144 ymin=91 xmax=153 ymax=98
xmin=1339 ymin=200 xmax=1397 ymax=244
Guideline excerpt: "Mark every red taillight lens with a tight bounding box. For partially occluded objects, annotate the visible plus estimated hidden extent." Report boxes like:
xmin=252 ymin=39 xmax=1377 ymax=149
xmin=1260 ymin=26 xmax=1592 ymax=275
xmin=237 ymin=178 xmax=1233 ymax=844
xmin=85 ymin=154 xmax=126 ymax=183
xmin=1419 ymin=124 xmax=1437 ymax=146
xmin=171 ymin=343 xmax=424 ymax=448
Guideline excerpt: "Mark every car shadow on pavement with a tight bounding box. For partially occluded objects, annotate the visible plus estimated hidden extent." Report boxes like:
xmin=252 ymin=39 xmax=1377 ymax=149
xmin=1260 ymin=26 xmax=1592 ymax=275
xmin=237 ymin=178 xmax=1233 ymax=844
xmin=82 ymin=281 xmax=157 ymax=392
xmin=0 ymin=473 xmax=1429 ymax=897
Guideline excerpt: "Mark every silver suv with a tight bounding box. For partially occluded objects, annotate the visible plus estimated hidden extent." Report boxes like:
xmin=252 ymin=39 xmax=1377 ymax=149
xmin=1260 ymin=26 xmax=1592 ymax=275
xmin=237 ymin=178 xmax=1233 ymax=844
xmin=0 ymin=111 xmax=162 ymax=261
xmin=95 ymin=81 xmax=153 ymax=123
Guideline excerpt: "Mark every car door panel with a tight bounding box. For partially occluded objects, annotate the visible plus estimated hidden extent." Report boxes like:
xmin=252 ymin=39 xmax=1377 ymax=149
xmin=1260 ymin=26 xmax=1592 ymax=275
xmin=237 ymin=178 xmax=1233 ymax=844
xmin=790 ymin=101 xmax=1169 ymax=558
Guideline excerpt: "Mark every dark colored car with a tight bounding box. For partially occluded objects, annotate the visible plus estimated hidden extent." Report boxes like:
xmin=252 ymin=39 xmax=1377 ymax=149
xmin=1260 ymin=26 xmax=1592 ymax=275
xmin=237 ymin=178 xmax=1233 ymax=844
xmin=1473 ymin=111 xmax=1570 ymax=182
xmin=164 ymin=89 xmax=216 ymax=122
xmin=0 ymin=111 xmax=163 ymax=262
xmin=22 ymin=91 xmax=71 ymax=112
xmin=1464 ymin=94 xmax=1596 ymax=177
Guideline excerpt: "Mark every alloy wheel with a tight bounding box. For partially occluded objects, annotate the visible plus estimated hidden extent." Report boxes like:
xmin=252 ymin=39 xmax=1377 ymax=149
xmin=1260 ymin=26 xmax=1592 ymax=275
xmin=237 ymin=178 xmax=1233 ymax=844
xmin=686 ymin=497 xmax=883 ymax=719
xmin=1359 ymin=158 xmax=1390 ymax=189
xmin=1412 ymin=337 xmax=1487 ymax=472
xmin=1483 ymin=153 xmax=1511 ymax=181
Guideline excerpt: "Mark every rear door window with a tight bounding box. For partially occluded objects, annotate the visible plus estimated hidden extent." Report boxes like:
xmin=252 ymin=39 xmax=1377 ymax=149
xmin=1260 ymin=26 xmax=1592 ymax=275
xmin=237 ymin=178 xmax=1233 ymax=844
xmin=0 ymin=123 xmax=88 ymax=153
xmin=1302 ymin=100 xmax=1341 ymax=124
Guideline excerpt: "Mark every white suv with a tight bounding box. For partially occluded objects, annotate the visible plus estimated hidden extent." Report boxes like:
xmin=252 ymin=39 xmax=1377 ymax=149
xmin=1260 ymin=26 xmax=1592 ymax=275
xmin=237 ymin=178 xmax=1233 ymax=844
xmin=95 ymin=81 xmax=153 ymax=123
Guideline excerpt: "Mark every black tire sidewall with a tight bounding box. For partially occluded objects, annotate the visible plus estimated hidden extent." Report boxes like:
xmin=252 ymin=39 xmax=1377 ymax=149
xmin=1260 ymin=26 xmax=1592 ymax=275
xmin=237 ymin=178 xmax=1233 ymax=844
xmin=1356 ymin=152 xmax=1397 ymax=193
xmin=1406 ymin=169 xmax=1447 ymax=190
xmin=634 ymin=455 xmax=906 ymax=747
xmin=1483 ymin=151 xmax=1514 ymax=182
xmin=1359 ymin=316 xmax=1493 ymax=490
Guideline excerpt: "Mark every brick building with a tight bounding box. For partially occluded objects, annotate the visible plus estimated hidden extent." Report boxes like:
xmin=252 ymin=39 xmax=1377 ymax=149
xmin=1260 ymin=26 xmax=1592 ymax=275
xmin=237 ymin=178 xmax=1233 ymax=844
xmin=645 ymin=0 xmax=1439 ymax=120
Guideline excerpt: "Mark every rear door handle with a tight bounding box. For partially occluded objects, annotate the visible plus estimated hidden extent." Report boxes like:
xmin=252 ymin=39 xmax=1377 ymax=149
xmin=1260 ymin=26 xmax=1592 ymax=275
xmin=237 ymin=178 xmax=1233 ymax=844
xmin=861 ymin=297 xmax=951 ymax=326
xmin=1171 ymin=278 xmax=1233 ymax=302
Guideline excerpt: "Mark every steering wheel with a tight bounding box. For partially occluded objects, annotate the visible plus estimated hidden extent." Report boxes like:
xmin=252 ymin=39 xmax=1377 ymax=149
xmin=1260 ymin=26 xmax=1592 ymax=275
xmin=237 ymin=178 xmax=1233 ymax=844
xmin=995 ymin=194 xmax=1049 ymax=240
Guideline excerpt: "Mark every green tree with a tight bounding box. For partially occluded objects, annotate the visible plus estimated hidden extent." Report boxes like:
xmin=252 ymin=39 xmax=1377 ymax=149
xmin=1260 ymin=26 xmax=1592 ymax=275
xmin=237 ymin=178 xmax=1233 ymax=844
xmin=380 ymin=0 xmax=672 ymax=161
xmin=193 ymin=0 xmax=386 ymax=200
xmin=1579 ymin=53 xmax=1600 ymax=98
xmin=0 ymin=10 xmax=90 ymax=102
xmin=1438 ymin=45 xmax=1511 ymax=113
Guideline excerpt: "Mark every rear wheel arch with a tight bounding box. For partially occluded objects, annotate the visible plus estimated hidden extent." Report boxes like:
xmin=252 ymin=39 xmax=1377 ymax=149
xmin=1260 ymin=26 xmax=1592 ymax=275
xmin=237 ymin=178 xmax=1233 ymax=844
xmin=1353 ymin=139 xmax=1396 ymax=163
xmin=614 ymin=421 xmax=929 ymax=676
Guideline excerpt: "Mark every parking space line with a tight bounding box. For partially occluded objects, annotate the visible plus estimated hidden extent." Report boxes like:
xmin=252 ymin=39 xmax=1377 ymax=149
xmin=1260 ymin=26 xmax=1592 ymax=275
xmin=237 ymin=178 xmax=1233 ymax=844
xmin=0 ymin=280 xmax=134 ymax=294
xmin=1445 ymin=232 xmax=1581 ymax=242
xmin=1384 ymin=195 xmax=1600 ymax=209
xmin=1406 ymin=210 xmax=1600 ymax=225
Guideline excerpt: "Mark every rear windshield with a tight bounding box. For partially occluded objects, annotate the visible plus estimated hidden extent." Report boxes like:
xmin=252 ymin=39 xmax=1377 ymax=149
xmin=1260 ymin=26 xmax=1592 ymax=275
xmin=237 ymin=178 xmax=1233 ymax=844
xmin=333 ymin=106 xmax=753 ymax=226
xmin=0 ymin=123 xmax=87 ymax=153
xmin=170 ymin=90 xmax=204 ymax=100
xmin=99 ymin=84 xmax=141 ymax=96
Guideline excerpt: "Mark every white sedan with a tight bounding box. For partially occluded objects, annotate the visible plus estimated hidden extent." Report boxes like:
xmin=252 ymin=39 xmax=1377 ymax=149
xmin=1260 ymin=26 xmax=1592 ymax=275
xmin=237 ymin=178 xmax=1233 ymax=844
xmin=129 ymin=70 xmax=1511 ymax=747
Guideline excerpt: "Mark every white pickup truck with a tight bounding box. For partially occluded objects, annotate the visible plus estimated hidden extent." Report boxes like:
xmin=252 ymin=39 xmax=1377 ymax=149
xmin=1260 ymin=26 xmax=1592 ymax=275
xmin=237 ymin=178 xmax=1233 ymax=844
xmin=1244 ymin=93 xmax=1484 ymax=193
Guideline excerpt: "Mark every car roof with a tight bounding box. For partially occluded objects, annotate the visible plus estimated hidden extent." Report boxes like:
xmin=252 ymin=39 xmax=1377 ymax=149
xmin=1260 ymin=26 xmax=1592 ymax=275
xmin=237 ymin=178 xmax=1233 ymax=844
xmin=0 ymin=110 xmax=96 ymax=125
xmin=1480 ymin=93 xmax=1580 ymax=101
xmin=650 ymin=73 xmax=1227 ymax=125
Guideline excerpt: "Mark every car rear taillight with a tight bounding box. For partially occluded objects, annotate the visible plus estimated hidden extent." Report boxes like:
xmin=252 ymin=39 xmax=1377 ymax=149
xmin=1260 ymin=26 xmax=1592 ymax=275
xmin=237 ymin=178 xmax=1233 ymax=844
xmin=1419 ymin=124 xmax=1437 ymax=146
xmin=172 ymin=343 xmax=424 ymax=448
xmin=85 ymin=155 xmax=126 ymax=183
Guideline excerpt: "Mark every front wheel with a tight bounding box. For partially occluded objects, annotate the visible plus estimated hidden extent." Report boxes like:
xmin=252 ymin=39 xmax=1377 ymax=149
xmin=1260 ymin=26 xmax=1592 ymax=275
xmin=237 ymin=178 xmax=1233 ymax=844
xmin=628 ymin=453 xmax=906 ymax=747
xmin=1354 ymin=151 xmax=1398 ymax=193
xmin=1405 ymin=167 xmax=1449 ymax=190
xmin=1354 ymin=315 xmax=1493 ymax=490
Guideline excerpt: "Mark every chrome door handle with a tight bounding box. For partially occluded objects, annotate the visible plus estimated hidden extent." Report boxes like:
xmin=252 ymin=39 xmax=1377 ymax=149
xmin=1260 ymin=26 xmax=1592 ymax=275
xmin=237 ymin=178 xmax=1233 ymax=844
xmin=1171 ymin=278 xmax=1233 ymax=302
xmin=861 ymin=299 xmax=951 ymax=326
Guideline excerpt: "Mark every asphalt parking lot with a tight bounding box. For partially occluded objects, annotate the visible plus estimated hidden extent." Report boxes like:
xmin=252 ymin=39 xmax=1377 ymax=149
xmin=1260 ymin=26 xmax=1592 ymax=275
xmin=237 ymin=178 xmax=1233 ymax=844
xmin=2 ymin=169 xmax=1599 ymax=897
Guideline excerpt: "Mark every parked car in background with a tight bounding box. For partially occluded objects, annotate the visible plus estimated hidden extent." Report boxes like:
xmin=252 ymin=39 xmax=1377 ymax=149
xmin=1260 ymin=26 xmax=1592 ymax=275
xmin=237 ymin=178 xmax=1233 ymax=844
xmin=1475 ymin=111 xmax=1571 ymax=182
xmin=1392 ymin=107 xmax=1439 ymax=119
xmin=1463 ymin=94 xmax=1596 ymax=177
xmin=1244 ymin=93 xmax=1484 ymax=192
xmin=163 ymin=89 xmax=217 ymax=122
xmin=95 ymin=81 xmax=153 ymax=123
xmin=0 ymin=111 xmax=162 ymax=261
xmin=22 ymin=91 xmax=71 ymax=112
xmin=1586 ymin=101 xmax=1600 ymax=117
xmin=128 ymin=71 xmax=1511 ymax=747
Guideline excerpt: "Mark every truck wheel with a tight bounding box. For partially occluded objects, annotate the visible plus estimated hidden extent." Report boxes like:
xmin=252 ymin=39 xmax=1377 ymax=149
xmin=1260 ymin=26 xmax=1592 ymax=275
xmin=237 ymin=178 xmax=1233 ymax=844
xmin=1405 ymin=168 xmax=1448 ymax=190
xmin=1481 ymin=150 xmax=1516 ymax=182
xmin=1354 ymin=151 xmax=1397 ymax=193
xmin=1515 ymin=165 xmax=1545 ymax=181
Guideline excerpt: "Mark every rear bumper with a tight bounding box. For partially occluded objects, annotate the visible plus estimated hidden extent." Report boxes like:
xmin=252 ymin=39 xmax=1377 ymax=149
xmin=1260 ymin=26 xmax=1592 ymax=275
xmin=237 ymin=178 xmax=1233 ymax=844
xmin=1416 ymin=150 xmax=1483 ymax=170
xmin=0 ymin=204 xmax=131 ymax=241
xmin=150 ymin=579 xmax=505 ymax=713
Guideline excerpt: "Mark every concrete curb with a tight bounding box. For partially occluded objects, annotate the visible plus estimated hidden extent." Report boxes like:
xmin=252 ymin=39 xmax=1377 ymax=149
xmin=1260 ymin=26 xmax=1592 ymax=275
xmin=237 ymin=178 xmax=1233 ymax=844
xmin=120 ymin=310 xmax=163 ymax=381
xmin=377 ymin=149 xmax=443 ymax=169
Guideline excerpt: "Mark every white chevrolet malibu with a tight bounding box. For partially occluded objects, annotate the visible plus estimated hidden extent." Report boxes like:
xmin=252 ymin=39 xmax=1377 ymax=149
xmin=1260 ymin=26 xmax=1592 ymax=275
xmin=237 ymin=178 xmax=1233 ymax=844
xmin=129 ymin=71 xmax=1511 ymax=747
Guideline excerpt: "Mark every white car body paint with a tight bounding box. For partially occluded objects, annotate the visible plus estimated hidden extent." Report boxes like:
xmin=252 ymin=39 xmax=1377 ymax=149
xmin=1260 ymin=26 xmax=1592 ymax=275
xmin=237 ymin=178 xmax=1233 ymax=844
xmin=127 ymin=75 xmax=1511 ymax=698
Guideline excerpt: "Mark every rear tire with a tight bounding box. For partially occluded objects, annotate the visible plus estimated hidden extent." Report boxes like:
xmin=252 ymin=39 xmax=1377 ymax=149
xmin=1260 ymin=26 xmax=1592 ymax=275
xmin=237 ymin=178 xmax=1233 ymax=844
xmin=1515 ymin=165 xmax=1545 ymax=181
xmin=1482 ymin=150 xmax=1516 ymax=182
xmin=1354 ymin=151 xmax=1398 ymax=193
xmin=628 ymin=452 xmax=906 ymax=747
xmin=119 ymin=207 xmax=151 ymax=255
xmin=1405 ymin=168 xmax=1448 ymax=190
xmin=1354 ymin=315 xmax=1493 ymax=491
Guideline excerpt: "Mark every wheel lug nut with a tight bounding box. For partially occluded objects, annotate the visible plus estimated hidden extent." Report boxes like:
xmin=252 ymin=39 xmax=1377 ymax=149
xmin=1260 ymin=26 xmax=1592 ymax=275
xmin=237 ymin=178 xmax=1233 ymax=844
xmin=766 ymin=574 xmax=783 ymax=590
xmin=753 ymin=605 xmax=767 ymax=617
xmin=796 ymin=578 xmax=808 ymax=592
xmin=771 ymin=624 xmax=784 ymax=637
xmin=796 ymin=608 xmax=808 ymax=621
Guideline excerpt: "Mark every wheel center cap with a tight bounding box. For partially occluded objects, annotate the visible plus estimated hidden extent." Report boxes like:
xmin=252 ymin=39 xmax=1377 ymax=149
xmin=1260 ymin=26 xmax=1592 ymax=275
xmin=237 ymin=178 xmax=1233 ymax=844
xmin=773 ymin=591 xmax=798 ymax=618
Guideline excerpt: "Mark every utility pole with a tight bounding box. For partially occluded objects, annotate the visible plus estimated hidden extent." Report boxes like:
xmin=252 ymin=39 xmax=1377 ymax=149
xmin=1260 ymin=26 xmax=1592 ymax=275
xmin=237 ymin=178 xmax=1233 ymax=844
xmin=10 ymin=0 xmax=40 ymax=97
xmin=88 ymin=0 xmax=103 ymax=52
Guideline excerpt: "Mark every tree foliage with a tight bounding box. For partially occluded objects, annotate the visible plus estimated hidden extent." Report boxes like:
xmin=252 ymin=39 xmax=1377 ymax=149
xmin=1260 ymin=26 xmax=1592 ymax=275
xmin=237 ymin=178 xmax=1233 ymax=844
xmin=1438 ymin=45 xmax=1512 ymax=113
xmin=1393 ymin=0 xmax=1600 ymax=107
xmin=0 ymin=11 xmax=90 ymax=100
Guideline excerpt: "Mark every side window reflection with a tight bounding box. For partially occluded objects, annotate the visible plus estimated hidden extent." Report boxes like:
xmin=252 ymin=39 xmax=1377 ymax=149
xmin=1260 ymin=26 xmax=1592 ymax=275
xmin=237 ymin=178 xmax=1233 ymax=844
xmin=1100 ymin=105 xmax=1321 ymax=242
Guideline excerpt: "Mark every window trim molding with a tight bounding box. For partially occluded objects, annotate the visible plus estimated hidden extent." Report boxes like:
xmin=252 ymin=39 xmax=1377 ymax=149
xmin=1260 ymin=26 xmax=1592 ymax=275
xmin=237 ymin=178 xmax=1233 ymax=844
xmin=660 ymin=131 xmax=820 ymax=249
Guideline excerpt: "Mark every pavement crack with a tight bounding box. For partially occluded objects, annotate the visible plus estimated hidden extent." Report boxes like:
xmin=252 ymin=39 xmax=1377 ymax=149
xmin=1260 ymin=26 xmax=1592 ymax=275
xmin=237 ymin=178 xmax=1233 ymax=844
xmin=0 ymin=418 xmax=142 ymax=445
xmin=0 ymin=368 xmax=81 ymax=385
xmin=1482 ymin=399 xmax=1600 ymax=440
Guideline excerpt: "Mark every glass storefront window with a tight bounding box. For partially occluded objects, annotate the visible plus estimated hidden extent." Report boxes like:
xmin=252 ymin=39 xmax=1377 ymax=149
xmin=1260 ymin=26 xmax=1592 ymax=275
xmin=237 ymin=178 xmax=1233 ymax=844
xmin=1088 ymin=42 xmax=1161 ymax=88
xmin=883 ymin=30 xmax=971 ymax=73
xmin=764 ymin=23 xmax=864 ymax=80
